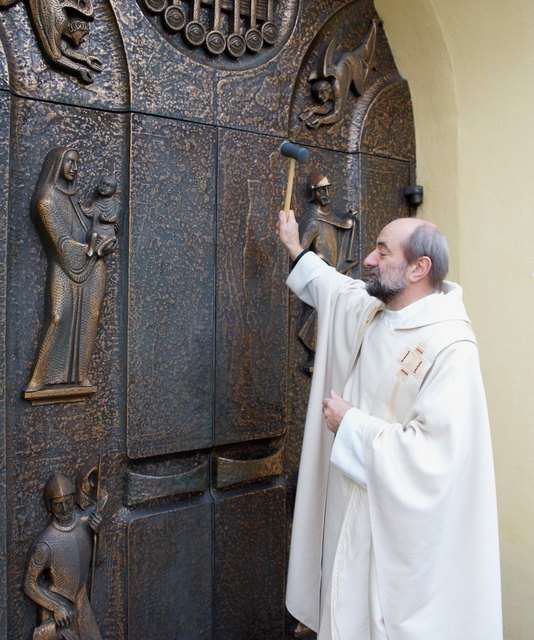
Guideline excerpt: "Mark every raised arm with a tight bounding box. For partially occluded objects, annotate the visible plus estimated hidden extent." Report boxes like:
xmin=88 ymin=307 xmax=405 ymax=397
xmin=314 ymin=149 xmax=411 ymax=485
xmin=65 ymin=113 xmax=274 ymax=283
xmin=275 ymin=209 xmax=304 ymax=261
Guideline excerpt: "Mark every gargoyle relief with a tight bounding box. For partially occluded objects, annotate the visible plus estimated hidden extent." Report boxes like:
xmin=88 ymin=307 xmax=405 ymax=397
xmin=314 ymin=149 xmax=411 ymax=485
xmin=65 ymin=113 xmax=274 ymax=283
xmin=0 ymin=0 xmax=102 ymax=84
xmin=299 ymin=19 xmax=379 ymax=129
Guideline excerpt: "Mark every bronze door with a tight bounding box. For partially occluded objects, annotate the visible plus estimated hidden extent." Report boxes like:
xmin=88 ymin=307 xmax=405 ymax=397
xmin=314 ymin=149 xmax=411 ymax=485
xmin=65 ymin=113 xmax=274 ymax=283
xmin=0 ymin=0 xmax=417 ymax=638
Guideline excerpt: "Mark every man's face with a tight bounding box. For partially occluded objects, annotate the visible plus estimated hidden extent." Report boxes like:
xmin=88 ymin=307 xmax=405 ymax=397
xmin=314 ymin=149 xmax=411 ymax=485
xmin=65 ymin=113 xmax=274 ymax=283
xmin=312 ymin=81 xmax=332 ymax=104
xmin=363 ymin=221 xmax=410 ymax=304
xmin=313 ymin=185 xmax=330 ymax=207
xmin=70 ymin=30 xmax=88 ymax=47
xmin=50 ymin=494 xmax=75 ymax=524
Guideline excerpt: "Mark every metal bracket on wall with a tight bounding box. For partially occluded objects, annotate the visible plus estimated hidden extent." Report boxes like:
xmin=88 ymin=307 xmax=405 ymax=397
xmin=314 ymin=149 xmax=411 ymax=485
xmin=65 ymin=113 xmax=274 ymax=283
xmin=403 ymin=185 xmax=424 ymax=207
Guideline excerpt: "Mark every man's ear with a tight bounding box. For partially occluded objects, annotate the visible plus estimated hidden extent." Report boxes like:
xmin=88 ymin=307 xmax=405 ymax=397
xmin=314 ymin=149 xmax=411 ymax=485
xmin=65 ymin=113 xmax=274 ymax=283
xmin=407 ymin=256 xmax=432 ymax=283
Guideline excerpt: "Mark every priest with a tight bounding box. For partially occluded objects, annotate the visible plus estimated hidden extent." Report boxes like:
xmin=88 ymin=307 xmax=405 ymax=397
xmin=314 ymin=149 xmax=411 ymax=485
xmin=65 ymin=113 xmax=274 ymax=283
xmin=276 ymin=211 xmax=502 ymax=640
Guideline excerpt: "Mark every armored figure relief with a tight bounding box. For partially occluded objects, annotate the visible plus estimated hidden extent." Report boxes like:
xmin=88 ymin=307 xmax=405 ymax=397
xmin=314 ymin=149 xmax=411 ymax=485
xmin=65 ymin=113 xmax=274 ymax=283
xmin=23 ymin=471 xmax=106 ymax=640
xmin=24 ymin=148 xmax=118 ymax=405
xmin=297 ymin=174 xmax=358 ymax=373
xmin=299 ymin=20 xmax=378 ymax=129
xmin=0 ymin=0 xmax=102 ymax=83
xmin=80 ymin=176 xmax=120 ymax=258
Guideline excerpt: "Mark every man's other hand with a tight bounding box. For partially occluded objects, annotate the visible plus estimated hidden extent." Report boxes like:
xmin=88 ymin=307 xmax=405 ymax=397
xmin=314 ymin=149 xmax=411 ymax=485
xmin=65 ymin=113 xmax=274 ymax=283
xmin=322 ymin=390 xmax=353 ymax=434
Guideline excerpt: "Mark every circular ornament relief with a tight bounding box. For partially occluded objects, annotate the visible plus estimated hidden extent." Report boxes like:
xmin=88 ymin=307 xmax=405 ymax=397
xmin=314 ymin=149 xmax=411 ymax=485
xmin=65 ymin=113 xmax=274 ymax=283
xmin=137 ymin=0 xmax=297 ymax=70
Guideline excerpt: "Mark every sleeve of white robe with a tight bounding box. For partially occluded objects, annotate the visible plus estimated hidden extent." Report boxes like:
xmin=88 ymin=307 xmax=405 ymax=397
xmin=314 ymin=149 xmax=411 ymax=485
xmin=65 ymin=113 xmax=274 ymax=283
xmin=286 ymin=250 xmax=347 ymax=307
xmin=286 ymin=251 xmax=375 ymax=365
xmin=330 ymin=340 xmax=484 ymax=489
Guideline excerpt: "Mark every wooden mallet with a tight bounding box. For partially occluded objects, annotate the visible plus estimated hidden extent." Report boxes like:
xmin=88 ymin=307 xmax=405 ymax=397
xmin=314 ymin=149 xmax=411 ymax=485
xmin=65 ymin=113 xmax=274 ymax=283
xmin=280 ymin=141 xmax=310 ymax=219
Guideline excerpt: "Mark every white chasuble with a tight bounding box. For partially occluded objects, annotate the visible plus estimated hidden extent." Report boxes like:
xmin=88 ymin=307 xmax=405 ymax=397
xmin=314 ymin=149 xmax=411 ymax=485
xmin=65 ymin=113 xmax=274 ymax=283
xmin=285 ymin=252 xmax=502 ymax=640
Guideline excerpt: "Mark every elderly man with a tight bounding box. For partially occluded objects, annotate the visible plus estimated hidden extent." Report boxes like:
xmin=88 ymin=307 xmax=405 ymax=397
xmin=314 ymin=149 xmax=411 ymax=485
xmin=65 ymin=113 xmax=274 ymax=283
xmin=276 ymin=211 xmax=502 ymax=640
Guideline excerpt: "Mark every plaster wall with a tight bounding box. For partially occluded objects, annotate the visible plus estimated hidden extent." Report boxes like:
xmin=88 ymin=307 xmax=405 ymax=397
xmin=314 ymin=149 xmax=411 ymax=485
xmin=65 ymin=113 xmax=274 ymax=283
xmin=376 ymin=1 xmax=534 ymax=637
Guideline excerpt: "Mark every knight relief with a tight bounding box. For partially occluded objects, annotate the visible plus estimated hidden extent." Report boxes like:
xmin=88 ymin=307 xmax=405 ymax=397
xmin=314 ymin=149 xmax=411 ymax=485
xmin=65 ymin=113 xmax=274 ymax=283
xmin=23 ymin=466 xmax=107 ymax=640
xmin=24 ymin=149 xmax=120 ymax=405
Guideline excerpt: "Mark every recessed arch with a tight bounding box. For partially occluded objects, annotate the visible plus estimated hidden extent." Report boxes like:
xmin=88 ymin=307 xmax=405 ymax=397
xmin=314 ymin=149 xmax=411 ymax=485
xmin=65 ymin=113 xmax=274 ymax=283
xmin=375 ymin=0 xmax=460 ymax=275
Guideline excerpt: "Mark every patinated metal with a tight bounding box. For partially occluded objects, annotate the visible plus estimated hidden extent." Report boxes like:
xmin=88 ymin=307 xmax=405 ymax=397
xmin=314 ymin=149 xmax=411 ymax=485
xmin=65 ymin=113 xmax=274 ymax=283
xmin=297 ymin=173 xmax=359 ymax=373
xmin=300 ymin=19 xmax=379 ymax=129
xmin=23 ymin=468 xmax=106 ymax=640
xmin=24 ymin=149 xmax=118 ymax=406
xmin=82 ymin=176 xmax=120 ymax=258
xmin=0 ymin=0 xmax=102 ymax=83
xmin=140 ymin=0 xmax=280 ymax=59
xmin=0 ymin=1 xmax=418 ymax=638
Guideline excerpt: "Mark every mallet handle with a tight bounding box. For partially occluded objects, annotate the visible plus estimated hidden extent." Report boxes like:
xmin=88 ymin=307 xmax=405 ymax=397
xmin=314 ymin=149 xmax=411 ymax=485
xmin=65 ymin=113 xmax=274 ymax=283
xmin=284 ymin=158 xmax=296 ymax=219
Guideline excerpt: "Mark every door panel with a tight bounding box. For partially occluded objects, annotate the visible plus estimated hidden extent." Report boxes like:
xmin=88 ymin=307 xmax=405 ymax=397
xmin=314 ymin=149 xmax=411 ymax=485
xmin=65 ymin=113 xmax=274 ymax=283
xmin=128 ymin=502 xmax=213 ymax=639
xmin=127 ymin=115 xmax=217 ymax=458
xmin=0 ymin=1 xmax=417 ymax=638
xmin=214 ymin=484 xmax=286 ymax=640
xmin=215 ymin=130 xmax=288 ymax=445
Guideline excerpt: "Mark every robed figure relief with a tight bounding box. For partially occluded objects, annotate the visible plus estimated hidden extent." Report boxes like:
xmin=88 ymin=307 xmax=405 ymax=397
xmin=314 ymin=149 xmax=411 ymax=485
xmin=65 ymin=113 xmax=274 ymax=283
xmin=297 ymin=173 xmax=358 ymax=374
xmin=23 ymin=467 xmax=107 ymax=640
xmin=24 ymin=148 xmax=119 ymax=405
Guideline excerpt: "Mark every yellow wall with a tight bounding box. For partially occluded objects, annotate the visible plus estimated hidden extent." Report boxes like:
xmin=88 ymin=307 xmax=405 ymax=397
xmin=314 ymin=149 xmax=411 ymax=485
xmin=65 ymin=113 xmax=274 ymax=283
xmin=375 ymin=0 xmax=534 ymax=637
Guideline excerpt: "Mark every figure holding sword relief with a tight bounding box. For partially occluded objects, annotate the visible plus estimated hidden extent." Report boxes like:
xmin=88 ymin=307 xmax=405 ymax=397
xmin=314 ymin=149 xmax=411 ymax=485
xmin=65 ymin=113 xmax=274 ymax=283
xmin=23 ymin=463 xmax=107 ymax=640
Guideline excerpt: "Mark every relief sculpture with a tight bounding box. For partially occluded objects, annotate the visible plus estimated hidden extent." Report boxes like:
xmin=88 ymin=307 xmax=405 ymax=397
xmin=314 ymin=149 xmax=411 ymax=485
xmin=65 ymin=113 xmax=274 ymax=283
xmin=0 ymin=0 xmax=102 ymax=83
xmin=142 ymin=0 xmax=279 ymax=59
xmin=23 ymin=467 xmax=107 ymax=640
xmin=81 ymin=176 xmax=120 ymax=258
xmin=299 ymin=19 xmax=379 ymax=129
xmin=297 ymin=173 xmax=358 ymax=374
xmin=24 ymin=148 xmax=120 ymax=405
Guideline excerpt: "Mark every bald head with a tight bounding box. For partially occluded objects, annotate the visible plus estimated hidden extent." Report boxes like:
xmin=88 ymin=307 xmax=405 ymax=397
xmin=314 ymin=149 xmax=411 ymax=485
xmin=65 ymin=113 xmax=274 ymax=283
xmin=376 ymin=218 xmax=447 ymax=286
xmin=402 ymin=219 xmax=448 ymax=287
xmin=364 ymin=217 xmax=449 ymax=308
xmin=382 ymin=216 xmax=435 ymax=235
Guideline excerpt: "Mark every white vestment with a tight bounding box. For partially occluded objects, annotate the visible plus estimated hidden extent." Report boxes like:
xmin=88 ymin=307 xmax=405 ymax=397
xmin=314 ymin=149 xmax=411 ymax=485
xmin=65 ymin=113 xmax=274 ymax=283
xmin=285 ymin=252 xmax=502 ymax=640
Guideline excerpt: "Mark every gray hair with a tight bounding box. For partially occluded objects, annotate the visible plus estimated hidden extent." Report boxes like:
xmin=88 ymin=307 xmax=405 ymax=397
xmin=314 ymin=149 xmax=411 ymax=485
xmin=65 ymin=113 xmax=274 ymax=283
xmin=402 ymin=223 xmax=449 ymax=288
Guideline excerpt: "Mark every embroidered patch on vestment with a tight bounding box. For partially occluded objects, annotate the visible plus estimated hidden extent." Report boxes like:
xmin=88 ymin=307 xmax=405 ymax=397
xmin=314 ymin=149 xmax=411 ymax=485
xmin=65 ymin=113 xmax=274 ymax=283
xmin=396 ymin=346 xmax=431 ymax=379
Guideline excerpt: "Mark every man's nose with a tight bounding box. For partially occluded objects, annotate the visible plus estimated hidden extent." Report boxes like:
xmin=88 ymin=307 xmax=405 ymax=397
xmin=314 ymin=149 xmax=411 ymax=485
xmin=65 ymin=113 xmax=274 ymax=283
xmin=363 ymin=250 xmax=377 ymax=268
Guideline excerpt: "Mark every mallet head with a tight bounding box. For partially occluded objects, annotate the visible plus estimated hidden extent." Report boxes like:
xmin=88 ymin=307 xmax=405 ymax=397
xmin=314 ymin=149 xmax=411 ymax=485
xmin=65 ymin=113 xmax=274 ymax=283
xmin=280 ymin=141 xmax=310 ymax=164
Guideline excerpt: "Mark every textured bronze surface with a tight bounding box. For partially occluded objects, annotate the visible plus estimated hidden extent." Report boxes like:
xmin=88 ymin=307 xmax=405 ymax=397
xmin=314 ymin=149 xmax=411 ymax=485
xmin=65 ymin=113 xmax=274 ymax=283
xmin=24 ymin=148 xmax=119 ymax=405
xmin=23 ymin=469 xmax=105 ymax=640
xmin=0 ymin=0 xmax=102 ymax=84
xmin=0 ymin=91 xmax=8 ymax=639
xmin=297 ymin=172 xmax=359 ymax=373
xmin=0 ymin=1 xmax=127 ymax=106
xmin=141 ymin=0 xmax=279 ymax=59
xmin=127 ymin=115 xmax=216 ymax=459
xmin=126 ymin=462 xmax=209 ymax=505
xmin=214 ymin=446 xmax=283 ymax=488
xmin=300 ymin=19 xmax=379 ymax=129
xmin=137 ymin=0 xmax=294 ymax=68
xmin=128 ymin=504 xmax=213 ymax=639
xmin=0 ymin=0 xmax=417 ymax=637
xmin=214 ymin=485 xmax=286 ymax=639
